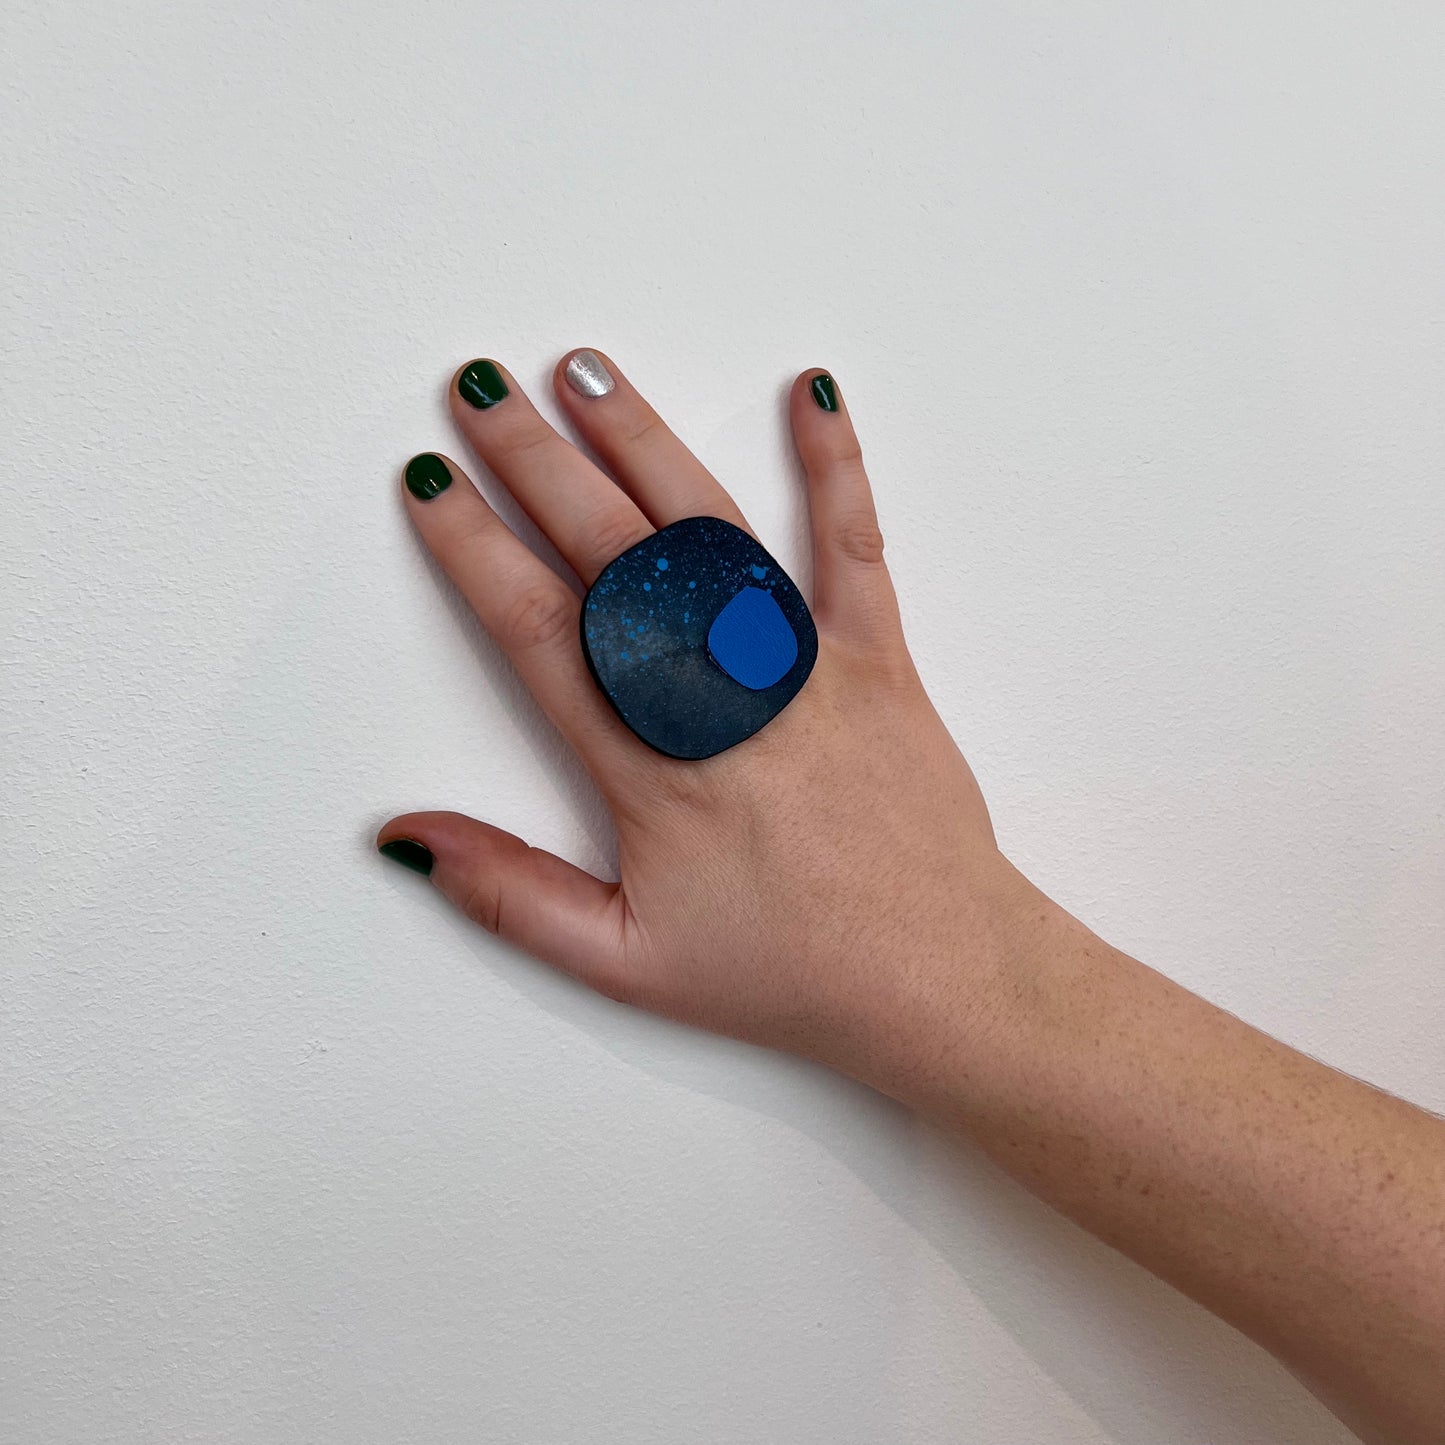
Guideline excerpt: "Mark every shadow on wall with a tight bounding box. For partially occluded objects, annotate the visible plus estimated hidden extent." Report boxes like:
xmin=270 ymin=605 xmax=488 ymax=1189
xmin=437 ymin=914 xmax=1352 ymax=1445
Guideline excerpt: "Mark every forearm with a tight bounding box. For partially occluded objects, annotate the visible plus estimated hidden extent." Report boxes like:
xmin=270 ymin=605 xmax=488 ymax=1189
xmin=880 ymin=865 xmax=1445 ymax=1444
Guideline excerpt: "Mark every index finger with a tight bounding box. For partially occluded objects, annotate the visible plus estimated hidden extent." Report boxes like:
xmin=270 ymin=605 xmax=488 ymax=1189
xmin=398 ymin=450 xmax=643 ymax=773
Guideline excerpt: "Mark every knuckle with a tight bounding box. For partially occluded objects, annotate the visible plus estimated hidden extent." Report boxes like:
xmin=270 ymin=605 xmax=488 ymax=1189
xmin=455 ymin=497 xmax=517 ymax=541
xmin=460 ymin=872 xmax=502 ymax=935
xmin=584 ymin=507 xmax=648 ymax=569
xmin=834 ymin=514 xmax=886 ymax=565
xmin=647 ymin=759 xmax=712 ymax=811
xmin=502 ymin=585 xmax=575 ymax=651
xmin=617 ymin=410 xmax=664 ymax=449
xmin=605 ymin=754 xmax=714 ymax=830
xmin=447 ymin=514 xmax=503 ymax=561
xmin=863 ymin=638 xmax=921 ymax=694
xmin=493 ymin=424 xmax=556 ymax=467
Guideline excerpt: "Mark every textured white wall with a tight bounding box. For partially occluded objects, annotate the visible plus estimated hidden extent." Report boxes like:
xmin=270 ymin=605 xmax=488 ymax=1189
xmin=4 ymin=3 xmax=1442 ymax=1441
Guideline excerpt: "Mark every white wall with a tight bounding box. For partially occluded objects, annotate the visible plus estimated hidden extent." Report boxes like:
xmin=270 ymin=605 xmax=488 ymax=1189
xmin=4 ymin=3 xmax=1442 ymax=1441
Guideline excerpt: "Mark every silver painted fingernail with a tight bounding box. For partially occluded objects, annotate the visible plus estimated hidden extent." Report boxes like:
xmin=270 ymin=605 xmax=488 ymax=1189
xmin=564 ymin=350 xmax=615 ymax=398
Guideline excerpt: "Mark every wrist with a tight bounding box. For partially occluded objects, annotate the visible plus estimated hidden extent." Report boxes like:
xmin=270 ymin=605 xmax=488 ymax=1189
xmin=826 ymin=855 xmax=1092 ymax=1118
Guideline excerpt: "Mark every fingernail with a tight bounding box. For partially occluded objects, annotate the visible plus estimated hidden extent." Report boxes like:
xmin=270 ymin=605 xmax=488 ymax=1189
xmin=810 ymin=373 xmax=838 ymax=412
xmin=564 ymin=349 xmax=615 ymax=398
xmin=404 ymin=453 xmax=452 ymax=501
xmin=458 ymin=358 xmax=509 ymax=409
xmin=378 ymin=838 xmax=434 ymax=876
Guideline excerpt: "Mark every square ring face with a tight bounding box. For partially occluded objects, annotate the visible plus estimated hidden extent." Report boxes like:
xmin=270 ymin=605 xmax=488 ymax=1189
xmin=580 ymin=516 xmax=819 ymax=760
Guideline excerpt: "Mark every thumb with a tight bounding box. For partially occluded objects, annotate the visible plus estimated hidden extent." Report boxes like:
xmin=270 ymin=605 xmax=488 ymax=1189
xmin=376 ymin=810 xmax=630 ymax=994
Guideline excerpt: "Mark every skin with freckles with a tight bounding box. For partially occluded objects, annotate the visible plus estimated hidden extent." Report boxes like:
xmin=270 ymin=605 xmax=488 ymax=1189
xmin=377 ymin=351 xmax=1445 ymax=1445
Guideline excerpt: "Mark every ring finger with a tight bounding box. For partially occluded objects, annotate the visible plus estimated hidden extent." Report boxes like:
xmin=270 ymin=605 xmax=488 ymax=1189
xmin=449 ymin=357 xmax=653 ymax=585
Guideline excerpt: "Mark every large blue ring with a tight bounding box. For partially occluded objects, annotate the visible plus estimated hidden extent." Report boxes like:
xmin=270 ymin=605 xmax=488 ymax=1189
xmin=580 ymin=516 xmax=818 ymax=760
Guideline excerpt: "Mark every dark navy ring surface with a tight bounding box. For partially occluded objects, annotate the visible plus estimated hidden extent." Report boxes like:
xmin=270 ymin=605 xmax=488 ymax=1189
xmin=580 ymin=516 xmax=818 ymax=760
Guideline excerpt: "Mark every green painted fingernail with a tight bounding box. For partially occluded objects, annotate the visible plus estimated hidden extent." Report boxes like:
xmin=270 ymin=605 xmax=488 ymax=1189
xmin=378 ymin=838 xmax=434 ymax=875
xmin=810 ymin=373 xmax=838 ymax=412
xmin=404 ymin=453 xmax=452 ymax=501
xmin=458 ymin=358 xmax=509 ymax=409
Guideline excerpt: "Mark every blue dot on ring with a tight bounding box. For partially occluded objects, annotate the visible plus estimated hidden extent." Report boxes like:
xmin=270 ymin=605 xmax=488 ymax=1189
xmin=707 ymin=586 xmax=798 ymax=690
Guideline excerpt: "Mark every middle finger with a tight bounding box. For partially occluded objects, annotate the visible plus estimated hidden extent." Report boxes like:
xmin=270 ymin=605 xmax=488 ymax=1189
xmin=552 ymin=348 xmax=752 ymax=533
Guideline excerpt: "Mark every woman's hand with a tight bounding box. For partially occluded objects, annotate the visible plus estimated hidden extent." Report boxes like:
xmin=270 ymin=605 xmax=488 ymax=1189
xmin=378 ymin=351 xmax=1034 ymax=1098
xmin=378 ymin=351 xmax=1445 ymax=1444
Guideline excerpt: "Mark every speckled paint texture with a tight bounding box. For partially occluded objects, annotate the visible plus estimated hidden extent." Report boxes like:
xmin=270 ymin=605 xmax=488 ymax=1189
xmin=582 ymin=517 xmax=817 ymax=759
